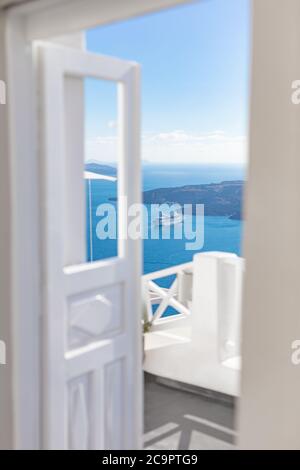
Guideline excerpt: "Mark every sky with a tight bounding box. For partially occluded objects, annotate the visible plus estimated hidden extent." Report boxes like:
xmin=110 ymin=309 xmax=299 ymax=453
xmin=85 ymin=0 xmax=250 ymax=165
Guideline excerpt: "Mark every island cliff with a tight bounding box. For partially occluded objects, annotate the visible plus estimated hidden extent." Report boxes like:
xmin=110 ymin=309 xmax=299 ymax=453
xmin=143 ymin=180 xmax=243 ymax=220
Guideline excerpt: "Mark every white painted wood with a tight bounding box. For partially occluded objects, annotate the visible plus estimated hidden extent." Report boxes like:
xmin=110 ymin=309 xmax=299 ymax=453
xmin=143 ymin=262 xmax=193 ymax=280
xmin=116 ymin=52 xmax=143 ymax=448
xmin=0 ymin=11 xmax=41 ymax=450
xmin=238 ymin=0 xmax=300 ymax=450
xmin=0 ymin=11 xmax=14 ymax=450
xmin=143 ymin=262 xmax=193 ymax=321
xmin=148 ymin=280 xmax=190 ymax=318
xmin=152 ymin=278 xmax=178 ymax=321
xmin=51 ymin=31 xmax=86 ymax=50
xmin=54 ymin=32 xmax=87 ymax=267
xmin=64 ymin=75 xmax=86 ymax=265
xmin=38 ymin=43 xmax=142 ymax=449
xmin=24 ymin=0 xmax=194 ymax=41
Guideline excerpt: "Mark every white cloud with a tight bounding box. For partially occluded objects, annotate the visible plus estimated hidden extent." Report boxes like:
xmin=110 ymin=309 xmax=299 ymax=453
xmin=85 ymin=130 xmax=247 ymax=165
xmin=86 ymin=135 xmax=118 ymax=162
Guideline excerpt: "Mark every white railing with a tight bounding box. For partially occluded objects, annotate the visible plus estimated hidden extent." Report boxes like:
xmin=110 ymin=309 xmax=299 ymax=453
xmin=143 ymin=252 xmax=244 ymax=395
xmin=143 ymin=262 xmax=193 ymax=323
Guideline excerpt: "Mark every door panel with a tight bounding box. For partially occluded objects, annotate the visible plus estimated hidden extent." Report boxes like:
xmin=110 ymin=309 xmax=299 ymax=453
xmin=38 ymin=44 xmax=142 ymax=449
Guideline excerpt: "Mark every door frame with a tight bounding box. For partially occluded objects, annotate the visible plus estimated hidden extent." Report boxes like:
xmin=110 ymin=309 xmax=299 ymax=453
xmin=4 ymin=0 xmax=300 ymax=451
xmin=0 ymin=0 xmax=193 ymax=450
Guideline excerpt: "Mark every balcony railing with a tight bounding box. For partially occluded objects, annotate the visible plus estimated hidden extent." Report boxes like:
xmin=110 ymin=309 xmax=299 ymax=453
xmin=143 ymin=262 xmax=193 ymax=323
xmin=142 ymin=252 xmax=244 ymax=397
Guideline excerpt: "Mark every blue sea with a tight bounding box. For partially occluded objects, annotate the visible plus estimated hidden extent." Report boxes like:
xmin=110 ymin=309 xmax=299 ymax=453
xmin=86 ymin=163 xmax=245 ymax=276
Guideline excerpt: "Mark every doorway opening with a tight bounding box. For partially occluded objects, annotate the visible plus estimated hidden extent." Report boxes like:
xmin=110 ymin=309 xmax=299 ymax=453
xmin=83 ymin=0 xmax=250 ymax=450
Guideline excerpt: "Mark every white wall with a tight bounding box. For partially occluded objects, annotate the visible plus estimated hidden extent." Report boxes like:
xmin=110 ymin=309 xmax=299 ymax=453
xmin=238 ymin=0 xmax=300 ymax=449
xmin=0 ymin=11 xmax=14 ymax=449
xmin=0 ymin=9 xmax=41 ymax=449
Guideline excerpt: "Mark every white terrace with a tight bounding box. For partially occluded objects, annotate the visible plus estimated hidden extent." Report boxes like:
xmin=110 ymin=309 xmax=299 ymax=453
xmin=143 ymin=252 xmax=244 ymax=397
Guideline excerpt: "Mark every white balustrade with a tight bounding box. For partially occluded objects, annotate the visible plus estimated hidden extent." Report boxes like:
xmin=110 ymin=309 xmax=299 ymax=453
xmin=143 ymin=251 xmax=245 ymax=396
xmin=142 ymin=262 xmax=193 ymax=323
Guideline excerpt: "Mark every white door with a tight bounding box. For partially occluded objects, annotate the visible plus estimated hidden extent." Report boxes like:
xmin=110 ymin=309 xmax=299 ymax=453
xmin=38 ymin=44 xmax=142 ymax=450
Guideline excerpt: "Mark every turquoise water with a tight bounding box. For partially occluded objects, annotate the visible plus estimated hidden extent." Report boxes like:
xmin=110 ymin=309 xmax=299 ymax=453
xmin=86 ymin=164 xmax=245 ymax=274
